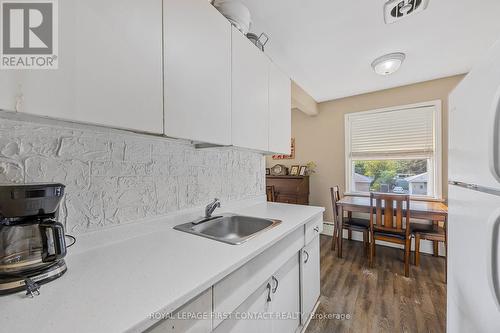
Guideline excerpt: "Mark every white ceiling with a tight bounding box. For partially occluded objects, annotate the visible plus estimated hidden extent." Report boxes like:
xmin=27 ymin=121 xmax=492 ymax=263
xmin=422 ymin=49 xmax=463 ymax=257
xmin=240 ymin=0 xmax=500 ymax=102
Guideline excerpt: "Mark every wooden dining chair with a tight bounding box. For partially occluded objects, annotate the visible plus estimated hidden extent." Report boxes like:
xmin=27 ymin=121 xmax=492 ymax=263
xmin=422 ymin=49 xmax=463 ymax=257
xmin=330 ymin=186 xmax=370 ymax=256
xmin=369 ymin=192 xmax=412 ymax=277
xmin=266 ymin=185 xmax=276 ymax=202
xmin=411 ymin=222 xmax=446 ymax=266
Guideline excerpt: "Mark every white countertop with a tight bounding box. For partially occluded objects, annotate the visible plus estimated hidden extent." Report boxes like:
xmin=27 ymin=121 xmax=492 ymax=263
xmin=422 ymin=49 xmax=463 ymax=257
xmin=0 ymin=199 xmax=324 ymax=333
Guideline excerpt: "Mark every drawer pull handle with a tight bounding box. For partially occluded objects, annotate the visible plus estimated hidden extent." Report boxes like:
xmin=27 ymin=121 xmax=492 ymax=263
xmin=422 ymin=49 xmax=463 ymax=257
xmin=271 ymin=276 xmax=279 ymax=293
xmin=314 ymin=226 xmax=320 ymax=232
xmin=303 ymin=250 xmax=310 ymax=264
xmin=266 ymin=282 xmax=272 ymax=302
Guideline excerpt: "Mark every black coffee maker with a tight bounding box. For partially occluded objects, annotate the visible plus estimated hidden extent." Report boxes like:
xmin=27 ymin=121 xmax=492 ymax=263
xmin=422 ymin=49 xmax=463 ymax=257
xmin=0 ymin=183 xmax=68 ymax=296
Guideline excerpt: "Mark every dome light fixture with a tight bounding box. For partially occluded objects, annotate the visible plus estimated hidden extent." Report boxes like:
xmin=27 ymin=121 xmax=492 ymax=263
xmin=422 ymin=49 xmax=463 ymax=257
xmin=371 ymin=52 xmax=406 ymax=76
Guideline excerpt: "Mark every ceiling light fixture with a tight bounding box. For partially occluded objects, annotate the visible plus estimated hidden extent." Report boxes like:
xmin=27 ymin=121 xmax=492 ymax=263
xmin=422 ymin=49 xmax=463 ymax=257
xmin=371 ymin=52 xmax=406 ymax=76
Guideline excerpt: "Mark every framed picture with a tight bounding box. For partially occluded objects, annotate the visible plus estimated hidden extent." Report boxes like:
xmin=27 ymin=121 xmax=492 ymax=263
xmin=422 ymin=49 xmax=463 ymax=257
xmin=299 ymin=166 xmax=307 ymax=176
xmin=272 ymin=138 xmax=295 ymax=160
xmin=265 ymin=168 xmax=270 ymax=176
xmin=289 ymin=165 xmax=300 ymax=176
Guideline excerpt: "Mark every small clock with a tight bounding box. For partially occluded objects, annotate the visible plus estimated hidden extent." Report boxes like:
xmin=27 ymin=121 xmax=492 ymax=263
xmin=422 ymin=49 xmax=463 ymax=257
xmin=270 ymin=164 xmax=288 ymax=176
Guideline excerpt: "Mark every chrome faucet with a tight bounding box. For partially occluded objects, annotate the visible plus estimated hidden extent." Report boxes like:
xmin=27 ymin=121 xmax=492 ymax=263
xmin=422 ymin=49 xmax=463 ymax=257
xmin=192 ymin=198 xmax=221 ymax=225
xmin=205 ymin=198 xmax=221 ymax=218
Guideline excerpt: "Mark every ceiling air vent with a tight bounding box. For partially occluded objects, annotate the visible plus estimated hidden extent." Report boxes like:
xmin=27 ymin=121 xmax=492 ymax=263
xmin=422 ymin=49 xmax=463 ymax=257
xmin=384 ymin=0 xmax=429 ymax=24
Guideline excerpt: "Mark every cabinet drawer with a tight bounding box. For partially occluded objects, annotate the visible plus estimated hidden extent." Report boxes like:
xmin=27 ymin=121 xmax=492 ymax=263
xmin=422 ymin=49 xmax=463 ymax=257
xmin=304 ymin=215 xmax=323 ymax=245
xmin=212 ymin=227 xmax=304 ymax=328
xmin=276 ymin=195 xmax=298 ymax=204
xmin=145 ymin=288 xmax=212 ymax=333
xmin=213 ymin=279 xmax=272 ymax=333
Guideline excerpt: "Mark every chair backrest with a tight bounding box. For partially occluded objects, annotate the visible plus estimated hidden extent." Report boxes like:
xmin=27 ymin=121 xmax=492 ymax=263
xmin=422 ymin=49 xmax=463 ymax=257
xmin=330 ymin=186 xmax=341 ymax=224
xmin=266 ymin=185 xmax=276 ymax=202
xmin=369 ymin=192 xmax=411 ymax=236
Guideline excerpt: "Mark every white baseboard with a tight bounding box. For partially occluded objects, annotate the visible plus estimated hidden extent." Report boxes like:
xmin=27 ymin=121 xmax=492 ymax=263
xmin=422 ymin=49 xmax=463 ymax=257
xmin=321 ymin=222 xmax=335 ymax=236
xmin=322 ymin=222 xmax=445 ymax=256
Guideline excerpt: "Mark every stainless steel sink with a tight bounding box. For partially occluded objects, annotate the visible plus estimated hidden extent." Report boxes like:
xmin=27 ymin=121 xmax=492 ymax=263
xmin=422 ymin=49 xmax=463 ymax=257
xmin=174 ymin=214 xmax=281 ymax=245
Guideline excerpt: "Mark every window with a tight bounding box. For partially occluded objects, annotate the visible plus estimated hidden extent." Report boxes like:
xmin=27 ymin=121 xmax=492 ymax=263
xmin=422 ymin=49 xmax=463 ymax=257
xmin=345 ymin=101 xmax=442 ymax=198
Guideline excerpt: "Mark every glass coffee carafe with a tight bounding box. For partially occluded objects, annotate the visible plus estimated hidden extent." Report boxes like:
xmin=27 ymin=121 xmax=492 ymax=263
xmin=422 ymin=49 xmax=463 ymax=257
xmin=0 ymin=220 xmax=66 ymax=275
xmin=0 ymin=184 xmax=67 ymax=277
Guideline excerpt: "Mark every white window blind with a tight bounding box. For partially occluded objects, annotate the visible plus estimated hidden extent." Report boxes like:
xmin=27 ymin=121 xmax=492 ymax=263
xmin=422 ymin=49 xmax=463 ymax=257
xmin=348 ymin=106 xmax=435 ymax=158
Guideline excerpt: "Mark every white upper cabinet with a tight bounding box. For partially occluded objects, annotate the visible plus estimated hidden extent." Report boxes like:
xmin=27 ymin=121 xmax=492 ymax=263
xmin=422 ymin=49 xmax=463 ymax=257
xmin=0 ymin=0 xmax=292 ymax=149
xmin=74 ymin=0 xmax=163 ymax=133
xmin=231 ymin=27 xmax=270 ymax=152
xmin=268 ymin=63 xmax=292 ymax=154
xmin=164 ymin=0 xmax=232 ymax=145
xmin=1 ymin=0 xmax=164 ymax=134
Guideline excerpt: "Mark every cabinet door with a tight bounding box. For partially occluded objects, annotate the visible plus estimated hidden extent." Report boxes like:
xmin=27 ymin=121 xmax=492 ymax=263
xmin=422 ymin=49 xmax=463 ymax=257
xmin=268 ymin=63 xmax=291 ymax=154
xmin=231 ymin=27 xmax=270 ymax=151
xmin=164 ymin=0 xmax=231 ymax=144
xmin=214 ymin=280 xmax=273 ymax=333
xmin=1 ymin=0 xmax=164 ymax=134
xmin=0 ymin=72 xmax=19 ymax=112
xmin=300 ymin=235 xmax=321 ymax=324
xmin=146 ymin=288 xmax=212 ymax=333
xmin=271 ymin=255 xmax=301 ymax=333
xmin=74 ymin=0 xmax=163 ymax=133
xmin=212 ymin=227 xmax=304 ymax=328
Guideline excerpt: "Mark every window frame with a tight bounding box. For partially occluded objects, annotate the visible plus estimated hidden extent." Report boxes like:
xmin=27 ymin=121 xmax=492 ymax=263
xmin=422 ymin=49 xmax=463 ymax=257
xmin=344 ymin=100 xmax=442 ymax=199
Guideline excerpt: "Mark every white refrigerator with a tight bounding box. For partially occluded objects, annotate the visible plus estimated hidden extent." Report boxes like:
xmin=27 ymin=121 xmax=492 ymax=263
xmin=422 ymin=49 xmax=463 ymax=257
xmin=448 ymin=39 xmax=500 ymax=332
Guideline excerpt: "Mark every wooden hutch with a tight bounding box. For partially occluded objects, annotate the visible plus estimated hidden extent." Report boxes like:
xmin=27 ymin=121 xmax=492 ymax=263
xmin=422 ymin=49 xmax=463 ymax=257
xmin=266 ymin=175 xmax=310 ymax=205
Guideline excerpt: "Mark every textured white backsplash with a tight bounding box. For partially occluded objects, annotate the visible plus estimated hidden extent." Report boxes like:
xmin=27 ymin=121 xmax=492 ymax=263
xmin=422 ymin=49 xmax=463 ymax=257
xmin=0 ymin=117 xmax=265 ymax=234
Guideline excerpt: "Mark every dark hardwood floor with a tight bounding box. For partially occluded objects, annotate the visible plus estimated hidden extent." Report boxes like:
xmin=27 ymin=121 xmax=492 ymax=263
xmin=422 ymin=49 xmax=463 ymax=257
xmin=306 ymin=235 xmax=446 ymax=333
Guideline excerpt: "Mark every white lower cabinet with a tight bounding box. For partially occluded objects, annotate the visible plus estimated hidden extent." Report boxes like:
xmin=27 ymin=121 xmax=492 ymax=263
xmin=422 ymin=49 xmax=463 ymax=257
xmin=146 ymin=289 xmax=212 ymax=333
xmin=145 ymin=215 xmax=322 ymax=333
xmin=213 ymin=280 xmax=273 ymax=333
xmin=270 ymin=255 xmax=301 ymax=333
xmin=300 ymin=235 xmax=321 ymax=325
xmin=212 ymin=228 xmax=303 ymax=328
xmin=214 ymin=255 xmax=300 ymax=333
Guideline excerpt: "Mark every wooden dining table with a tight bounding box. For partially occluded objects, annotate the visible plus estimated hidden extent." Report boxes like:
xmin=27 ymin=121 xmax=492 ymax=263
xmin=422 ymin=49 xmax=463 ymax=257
xmin=335 ymin=195 xmax=448 ymax=259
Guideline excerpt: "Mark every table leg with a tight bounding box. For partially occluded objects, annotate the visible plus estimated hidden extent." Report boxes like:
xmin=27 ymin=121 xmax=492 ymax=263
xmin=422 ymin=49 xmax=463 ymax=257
xmin=347 ymin=212 xmax=352 ymax=240
xmin=444 ymin=216 xmax=448 ymax=283
xmin=338 ymin=205 xmax=344 ymax=258
xmin=432 ymin=221 xmax=439 ymax=256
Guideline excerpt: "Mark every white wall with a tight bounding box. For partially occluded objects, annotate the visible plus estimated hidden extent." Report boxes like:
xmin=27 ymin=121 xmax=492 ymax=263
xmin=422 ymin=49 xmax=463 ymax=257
xmin=0 ymin=114 xmax=265 ymax=235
